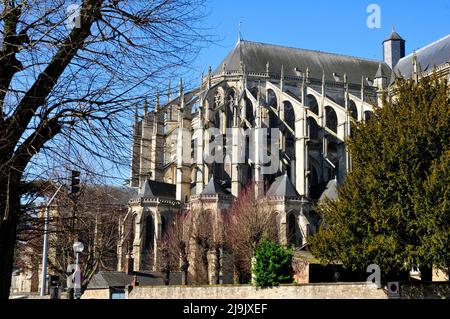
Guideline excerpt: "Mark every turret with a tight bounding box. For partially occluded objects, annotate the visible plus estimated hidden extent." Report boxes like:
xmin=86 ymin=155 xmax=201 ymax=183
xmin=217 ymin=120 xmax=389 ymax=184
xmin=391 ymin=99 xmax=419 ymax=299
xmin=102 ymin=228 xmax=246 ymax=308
xmin=374 ymin=63 xmax=388 ymax=90
xmin=383 ymin=27 xmax=406 ymax=69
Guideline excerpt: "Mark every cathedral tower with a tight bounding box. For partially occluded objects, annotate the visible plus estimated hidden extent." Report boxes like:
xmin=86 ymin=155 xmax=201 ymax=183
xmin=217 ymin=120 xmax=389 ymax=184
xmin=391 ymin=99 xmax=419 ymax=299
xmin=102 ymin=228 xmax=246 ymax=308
xmin=383 ymin=27 xmax=406 ymax=69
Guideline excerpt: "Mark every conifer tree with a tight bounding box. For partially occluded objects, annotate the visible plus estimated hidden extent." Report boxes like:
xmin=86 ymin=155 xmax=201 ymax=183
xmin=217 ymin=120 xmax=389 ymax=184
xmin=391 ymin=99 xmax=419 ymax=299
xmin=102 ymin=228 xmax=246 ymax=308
xmin=310 ymin=77 xmax=450 ymax=280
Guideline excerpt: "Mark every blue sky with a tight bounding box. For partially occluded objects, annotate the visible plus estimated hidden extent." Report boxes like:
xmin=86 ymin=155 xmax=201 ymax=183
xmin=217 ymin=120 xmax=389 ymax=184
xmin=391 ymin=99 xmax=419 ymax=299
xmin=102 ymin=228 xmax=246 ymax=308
xmin=193 ymin=0 xmax=450 ymax=74
xmin=106 ymin=0 xmax=450 ymax=184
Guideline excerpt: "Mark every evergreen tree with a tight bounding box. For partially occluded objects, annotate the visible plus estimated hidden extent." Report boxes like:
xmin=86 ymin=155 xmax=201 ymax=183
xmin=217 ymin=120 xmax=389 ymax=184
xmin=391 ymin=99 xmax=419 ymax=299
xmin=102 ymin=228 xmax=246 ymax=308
xmin=310 ymin=77 xmax=450 ymax=280
xmin=253 ymin=240 xmax=293 ymax=287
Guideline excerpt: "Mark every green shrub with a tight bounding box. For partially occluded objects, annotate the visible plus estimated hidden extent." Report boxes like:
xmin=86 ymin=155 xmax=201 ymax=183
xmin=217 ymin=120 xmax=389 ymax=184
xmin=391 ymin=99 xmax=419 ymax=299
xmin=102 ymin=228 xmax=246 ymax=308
xmin=253 ymin=240 xmax=293 ymax=287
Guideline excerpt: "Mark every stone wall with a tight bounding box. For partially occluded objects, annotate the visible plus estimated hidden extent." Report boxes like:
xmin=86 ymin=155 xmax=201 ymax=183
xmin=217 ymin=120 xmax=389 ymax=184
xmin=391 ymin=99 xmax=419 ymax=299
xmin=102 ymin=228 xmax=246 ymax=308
xmin=129 ymin=283 xmax=387 ymax=299
xmin=82 ymin=289 xmax=110 ymax=299
xmin=400 ymin=282 xmax=450 ymax=299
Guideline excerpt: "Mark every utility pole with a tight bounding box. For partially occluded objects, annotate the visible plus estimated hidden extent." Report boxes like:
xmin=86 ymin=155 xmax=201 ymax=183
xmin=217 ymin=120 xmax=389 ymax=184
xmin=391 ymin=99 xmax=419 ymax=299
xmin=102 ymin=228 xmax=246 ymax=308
xmin=40 ymin=184 xmax=63 ymax=297
xmin=67 ymin=170 xmax=81 ymax=299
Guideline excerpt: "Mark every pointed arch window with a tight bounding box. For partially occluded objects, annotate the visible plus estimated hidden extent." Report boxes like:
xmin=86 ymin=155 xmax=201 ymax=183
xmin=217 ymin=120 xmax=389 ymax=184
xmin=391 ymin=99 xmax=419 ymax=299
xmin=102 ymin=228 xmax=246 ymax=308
xmin=144 ymin=214 xmax=154 ymax=250
xmin=226 ymin=90 xmax=235 ymax=128
xmin=306 ymin=94 xmax=319 ymax=115
xmin=287 ymin=213 xmax=300 ymax=247
xmin=283 ymin=101 xmax=295 ymax=132
xmin=349 ymin=100 xmax=358 ymax=120
xmin=325 ymin=106 xmax=338 ymax=133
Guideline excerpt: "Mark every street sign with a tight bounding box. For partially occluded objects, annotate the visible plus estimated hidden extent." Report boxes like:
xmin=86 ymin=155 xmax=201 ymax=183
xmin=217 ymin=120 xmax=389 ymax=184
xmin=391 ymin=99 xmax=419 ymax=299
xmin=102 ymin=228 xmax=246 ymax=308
xmin=387 ymin=282 xmax=400 ymax=299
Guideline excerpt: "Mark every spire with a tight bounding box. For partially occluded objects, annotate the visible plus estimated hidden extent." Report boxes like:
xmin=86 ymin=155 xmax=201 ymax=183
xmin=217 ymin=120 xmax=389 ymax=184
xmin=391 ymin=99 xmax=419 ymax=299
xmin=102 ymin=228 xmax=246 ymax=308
xmin=412 ymin=50 xmax=419 ymax=83
xmin=375 ymin=63 xmax=384 ymax=78
xmin=154 ymin=92 xmax=159 ymax=113
xmin=208 ymin=67 xmax=212 ymax=89
xmin=167 ymin=79 xmax=172 ymax=101
xmin=179 ymin=77 xmax=185 ymax=113
xmin=242 ymin=62 xmax=247 ymax=89
xmin=144 ymin=97 xmax=148 ymax=116
xmin=134 ymin=104 xmax=138 ymax=127
xmin=344 ymin=73 xmax=349 ymax=106
xmin=256 ymin=80 xmax=262 ymax=127
xmin=238 ymin=21 xmax=243 ymax=42
xmin=384 ymin=26 xmax=405 ymax=42
xmin=361 ymin=76 xmax=365 ymax=102
xmin=179 ymin=77 xmax=183 ymax=98
xmin=321 ymin=70 xmax=326 ymax=96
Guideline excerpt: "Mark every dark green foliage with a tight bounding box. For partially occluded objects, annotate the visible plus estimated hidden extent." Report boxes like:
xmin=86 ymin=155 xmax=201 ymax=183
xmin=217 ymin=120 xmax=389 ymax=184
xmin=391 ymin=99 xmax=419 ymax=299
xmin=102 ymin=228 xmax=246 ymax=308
xmin=253 ymin=240 xmax=293 ymax=287
xmin=310 ymin=77 xmax=450 ymax=280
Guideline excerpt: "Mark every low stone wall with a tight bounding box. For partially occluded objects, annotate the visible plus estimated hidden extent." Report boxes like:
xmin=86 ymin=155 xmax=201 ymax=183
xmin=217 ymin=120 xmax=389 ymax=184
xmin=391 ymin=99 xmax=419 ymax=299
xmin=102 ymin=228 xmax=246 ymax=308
xmin=82 ymin=289 xmax=110 ymax=299
xmin=401 ymin=282 xmax=450 ymax=299
xmin=129 ymin=283 xmax=387 ymax=299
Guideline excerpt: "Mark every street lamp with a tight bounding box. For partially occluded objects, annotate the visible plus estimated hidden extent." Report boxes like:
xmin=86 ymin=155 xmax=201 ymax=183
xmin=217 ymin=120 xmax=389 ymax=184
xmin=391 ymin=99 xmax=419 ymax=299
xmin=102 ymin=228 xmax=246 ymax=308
xmin=40 ymin=184 xmax=63 ymax=297
xmin=73 ymin=241 xmax=84 ymax=299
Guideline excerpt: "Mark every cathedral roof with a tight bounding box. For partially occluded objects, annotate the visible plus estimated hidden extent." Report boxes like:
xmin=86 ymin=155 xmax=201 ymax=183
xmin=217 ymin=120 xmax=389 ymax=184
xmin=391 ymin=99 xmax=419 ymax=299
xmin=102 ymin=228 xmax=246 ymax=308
xmin=318 ymin=179 xmax=339 ymax=202
xmin=375 ymin=63 xmax=388 ymax=78
xmin=215 ymin=40 xmax=391 ymax=85
xmin=201 ymin=178 xmax=231 ymax=196
xmin=266 ymin=174 xmax=300 ymax=198
xmin=391 ymin=34 xmax=450 ymax=83
xmin=138 ymin=180 xmax=176 ymax=199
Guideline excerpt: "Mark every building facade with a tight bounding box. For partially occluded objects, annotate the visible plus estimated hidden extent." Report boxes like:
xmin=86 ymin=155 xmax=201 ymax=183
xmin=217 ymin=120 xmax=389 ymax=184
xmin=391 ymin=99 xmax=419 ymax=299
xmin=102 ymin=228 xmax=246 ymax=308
xmin=117 ymin=31 xmax=450 ymax=279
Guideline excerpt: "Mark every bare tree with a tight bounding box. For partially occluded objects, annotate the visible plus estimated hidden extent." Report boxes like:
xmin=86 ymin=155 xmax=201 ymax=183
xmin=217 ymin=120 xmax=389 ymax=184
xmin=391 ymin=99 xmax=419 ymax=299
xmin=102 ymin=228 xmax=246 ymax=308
xmin=161 ymin=211 xmax=193 ymax=285
xmin=191 ymin=208 xmax=213 ymax=284
xmin=211 ymin=209 xmax=227 ymax=285
xmin=15 ymin=182 xmax=131 ymax=294
xmin=0 ymin=0 xmax=208 ymax=298
xmin=226 ymin=183 xmax=278 ymax=284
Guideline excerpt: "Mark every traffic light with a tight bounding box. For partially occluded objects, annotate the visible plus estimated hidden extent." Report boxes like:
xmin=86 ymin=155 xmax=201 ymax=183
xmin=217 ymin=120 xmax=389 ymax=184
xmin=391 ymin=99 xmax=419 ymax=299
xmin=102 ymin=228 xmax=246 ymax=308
xmin=69 ymin=170 xmax=81 ymax=195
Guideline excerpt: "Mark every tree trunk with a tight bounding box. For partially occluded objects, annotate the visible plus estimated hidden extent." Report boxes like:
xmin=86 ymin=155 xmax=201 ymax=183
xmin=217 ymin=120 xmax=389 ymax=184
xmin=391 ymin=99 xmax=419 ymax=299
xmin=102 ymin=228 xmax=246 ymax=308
xmin=164 ymin=270 xmax=170 ymax=286
xmin=181 ymin=254 xmax=189 ymax=285
xmin=202 ymin=249 xmax=209 ymax=285
xmin=214 ymin=247 xmax=221 ymax=285
xmin=0 ymin=169 xmax=21 ymax=299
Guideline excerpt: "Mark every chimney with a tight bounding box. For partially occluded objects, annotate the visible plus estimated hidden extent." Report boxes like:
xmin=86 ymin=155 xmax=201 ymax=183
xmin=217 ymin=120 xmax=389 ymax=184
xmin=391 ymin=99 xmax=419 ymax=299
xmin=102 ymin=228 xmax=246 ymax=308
xmin=124 ymin=254 xmax=134 ymax=275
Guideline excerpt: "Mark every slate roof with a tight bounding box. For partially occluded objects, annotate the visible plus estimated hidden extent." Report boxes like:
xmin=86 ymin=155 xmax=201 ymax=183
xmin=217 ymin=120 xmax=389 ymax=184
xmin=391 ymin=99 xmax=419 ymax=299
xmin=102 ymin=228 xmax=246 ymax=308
xmin=215 ymin=40 xmax=391 ymax=85
xmin=87 ymin=271 xmax=183 ymax=289
xmin=375 ymin=63 xmax=388 ymax=78
xmin=266 ymin=174 xmax=300 ymax=198
xmin=201 ymin=178 xmax=231 ymax=196
xmin=383 ymin=30 xmax=405 ymax=43
xmin=318 ymin=179 xmax=338 ymax=202
xmin=391 ymin=34 xmax=450 ymax=83
xmin=310 ymin=179 xmax=338 ymax=201
xmin=137 ymin=180 xmax=176 ymax=199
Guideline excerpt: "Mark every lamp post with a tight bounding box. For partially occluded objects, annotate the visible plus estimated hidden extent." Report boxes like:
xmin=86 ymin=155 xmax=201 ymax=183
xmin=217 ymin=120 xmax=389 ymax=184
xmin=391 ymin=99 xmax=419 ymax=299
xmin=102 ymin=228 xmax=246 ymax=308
xmin=40 ymin=184 xmax=63 ymax=297
xmin=73 ymin=241 xmax=84 ymax=299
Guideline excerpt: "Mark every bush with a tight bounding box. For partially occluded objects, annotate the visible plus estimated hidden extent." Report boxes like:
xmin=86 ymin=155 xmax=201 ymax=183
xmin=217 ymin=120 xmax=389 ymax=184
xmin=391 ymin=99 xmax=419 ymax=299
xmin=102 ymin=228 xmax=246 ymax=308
xmin=253 ymin=240 xmax=293 ymax=287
